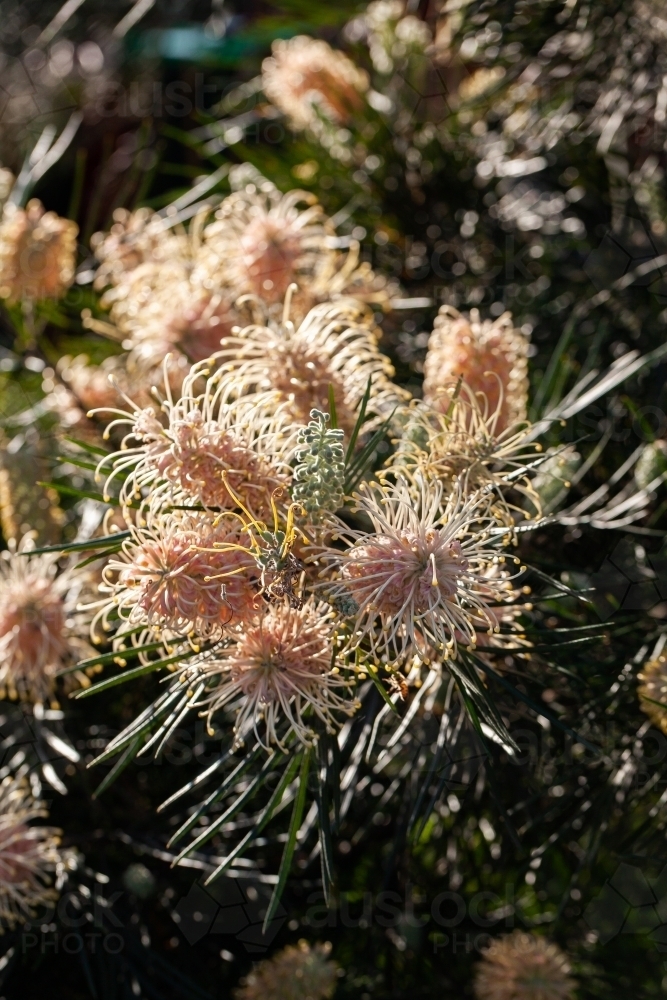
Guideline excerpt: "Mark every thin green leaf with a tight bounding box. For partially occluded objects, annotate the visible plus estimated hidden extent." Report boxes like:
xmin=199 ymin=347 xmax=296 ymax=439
xmin=21 ymin=530 xmax=131 ymax=557
xmin=64 ymin=437 xmax=110 ymax=457
xmin=37 ymin=481 xmax=119 ymax=506
xmin=92 ymin=735 xmax=143 ymax=798
xmin=204 ymin=753 xmax=303 ymax=884
xmin=167 ymin=745 xmax=264 ymax=847
xmin=263 ymin=749 xmax=311 ymax=932
xmin=57 ymin=639 xmax=170 ymax=676
xmin=367 ymin=669 xmax=400 ymax=715
xmin=327 ymin=384 xmax=338 ymax=430
xmin=345 ymin=375 xmax=372 ymax=463
xmin=72 ymin=653 xmax=187 ymax=698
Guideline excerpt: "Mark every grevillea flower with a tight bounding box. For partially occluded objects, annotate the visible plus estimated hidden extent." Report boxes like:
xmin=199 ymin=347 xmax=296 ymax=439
xmin=203 ymin=184 xmax=335 ymax=306
xmin=202 ymin=177 xmax=391 ymax=320
xmin=0 ymin=774 xmax=63 ymax=930
xmin=391 ymin=388 xmax=542 ymax=521
xmin=638 ymin=653 xmax=667 ymax=733
xmin=213 ymin=299 xmax=408 ymax=434
xmin=196 ymin=598 xmax=357 ymax=749
xmin=0 ymin=539 xmax=91 ymax=704
xmin=92 ymin=357 xmax=297 ymax=519
xmin=93 ymin=256 xmax=237 ymax=368
xmin=474 ymin=931 xmax=575 ymax=1000
xmin=96 ymin=513 xmax=261 ymax=641
xmin=320 ymin=477 xmax=520 ymax=661
xmin=0 ymin=199 xmax=77 ymax=303
xmin=91 ymin=207 xmax=183 ymax=289
xmin=235 ymin=940 xmax=339 ymax=1000
xmin=423 ymin=306 xmax=529 ymax=435
xmin=262 ymin=35 xmax=369 ymax=130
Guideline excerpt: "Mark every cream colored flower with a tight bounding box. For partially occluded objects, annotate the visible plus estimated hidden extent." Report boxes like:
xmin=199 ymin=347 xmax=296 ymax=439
xmin=0 ymin=775 xmax=63 ymax=930
xmin=262 ymin=35 xmax=369 ymax=130
xmin=474 ymin=931 xmax=575 ymax=1000
xmin=91 ymin=206 xmax=184 ymax=289
xmin=320 ymin=476 xmax=521 ymax=662
xmin=235 ymin=940 xmax=339 ymax=1000
xmin=0 ymin=199 xmax=77 ymax=303
xmin=92 ymin=355 xmax=298 ymax=519
xmin=203 ymin=179 xmax=391 ymax=320
xmin=213 ymin=299 xmax=408 ymax=434
xmin=423 ymin=306 xmax=529 ymax=435
xmin=196 ymin=598 xmax=357 ymax=749
xmin=95 ymin=512 xmax=261 ymax=642
xmin=0 ymin=538 xmax=91 ymax=704
xmin=391 ymin=388 xmax=541 ymax=521
xmin=639 ymin=653 xmax=667 ymax=733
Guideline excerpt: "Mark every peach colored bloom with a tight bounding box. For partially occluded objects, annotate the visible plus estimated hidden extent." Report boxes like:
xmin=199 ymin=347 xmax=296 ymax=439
xmin=198 ymin=598 xmax=356 ymax=748
xmin=262 ymin=36 xmax=369 ymax=129
xmin=474 ymin=931 xmax=575 ymax=1000
xmin=0 ymin=199 xmax=77 ymax=303
xmin=0 ymin=775 xmax=63 ymax=930
xmin=423 ymin=306 xmax=529 ymax=435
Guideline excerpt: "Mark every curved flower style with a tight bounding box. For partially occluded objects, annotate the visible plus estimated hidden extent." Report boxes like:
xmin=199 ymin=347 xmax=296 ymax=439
xmin=320 ymin=477 xmax=521 ymax=661
xmin=96 ymin=513 xmax=261 ymax=642
xmin=423 ymin=306 xmax=529 ymax=435
xmin=213 ymin=299 xmax=408 ymax=433
xmin=0 ymin=775 xmax=63 ymax=930
xmin=196 ymin=598 xmax=357 ymax=749
xmin=0 ymin=199 xmax=77 ymax=303
xmin=235 ymin=940 xmax=339 ymax=1000
xmin=262 ymin=35 xmax=369 ymax=130
xmin=92 ymin=356 xmax=298 ymax=518
xmin=474 ymin=931 xmax=575 ymax=1000
xmin=0 ymin=539 xmax=91 ymax=704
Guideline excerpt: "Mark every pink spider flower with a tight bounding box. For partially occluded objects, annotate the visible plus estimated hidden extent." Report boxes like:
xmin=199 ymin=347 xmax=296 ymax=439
xmin=320 ymin=477 xmax=522 ymax=663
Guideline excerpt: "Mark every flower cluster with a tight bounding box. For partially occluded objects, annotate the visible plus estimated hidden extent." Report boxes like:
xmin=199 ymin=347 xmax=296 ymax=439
xmin=84 ymin=168 xmax=391 ymax=392
xmin=0 ymin=538 xmax=92 ymax=705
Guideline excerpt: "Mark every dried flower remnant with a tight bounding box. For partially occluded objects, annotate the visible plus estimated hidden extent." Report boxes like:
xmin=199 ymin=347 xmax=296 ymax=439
xmin=0 ymin=200 xmax=77 ymax=303
xmin=214 ymin=299 xmax=407 ymax=434
xmin=638 ymin=653 xmax=667 ymax=733
xmin=97 ymin=514 xmax=261 ymax=642
xmin=322 ymin=477 xmax=519 ymax=661
xmin=199 ymin=598 xmax=356 ymax=750
xmin=0 ymin=540 xmax=90 ymax=704
xmin=235 ymin=940 xmax=339 ymax=1000
xmin=262 ymin=36 xmax=369 ymax=130
xmin=0 ymin=775 xmax=63 ymax=930
xmin=474 ymin=931 xmax=575 ymax=1000
xmin=423 ymin=306 xmax=529 ymax=435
